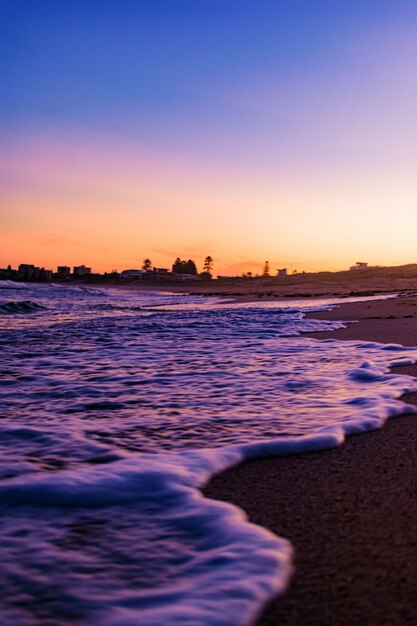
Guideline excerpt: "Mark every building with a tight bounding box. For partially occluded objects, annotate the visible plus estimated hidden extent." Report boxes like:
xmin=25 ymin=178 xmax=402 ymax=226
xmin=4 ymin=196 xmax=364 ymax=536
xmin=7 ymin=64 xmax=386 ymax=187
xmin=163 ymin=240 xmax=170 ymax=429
xmin=17 ymin=264 xmax=52 ymax=281
xmin=38 ymin=269 xmax=52 ymax=281
xmin=0 ymin=265 xmax=16 ymax=280
xmin=277 ymin=268 xmax=287 ymax=277
xmin=349 ymin=262 xmax=368 ymax=271
xmin=175 ymin=273 xmax=201 ymax=281
xmin=18 ymin=264 xmax=36 ymax=279
xmin=120 ymin=269 xmax=145 ymax=278
xmin=57 ymin=266 xmax=71 ymax=277
xmin=73 ymin=265 xmax=92 ymax=276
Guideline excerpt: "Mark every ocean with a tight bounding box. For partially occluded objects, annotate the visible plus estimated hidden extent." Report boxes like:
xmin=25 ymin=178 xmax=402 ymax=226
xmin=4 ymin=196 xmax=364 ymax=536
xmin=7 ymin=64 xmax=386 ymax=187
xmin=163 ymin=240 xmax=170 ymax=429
xmin=1 ymin=282 xmax=417 ymax=626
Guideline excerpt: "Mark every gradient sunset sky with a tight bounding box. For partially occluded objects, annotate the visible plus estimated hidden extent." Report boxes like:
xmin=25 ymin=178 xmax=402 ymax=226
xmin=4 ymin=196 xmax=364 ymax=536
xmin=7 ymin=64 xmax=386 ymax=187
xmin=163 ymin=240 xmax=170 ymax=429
xmin=1 ymin=1 xmax=417 ymax=275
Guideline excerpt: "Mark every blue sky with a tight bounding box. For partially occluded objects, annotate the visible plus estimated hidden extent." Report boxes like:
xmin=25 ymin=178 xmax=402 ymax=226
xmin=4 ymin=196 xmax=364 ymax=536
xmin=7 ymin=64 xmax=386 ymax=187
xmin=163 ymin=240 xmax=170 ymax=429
xmin=3 ymin=0 xmax=416 ymax=135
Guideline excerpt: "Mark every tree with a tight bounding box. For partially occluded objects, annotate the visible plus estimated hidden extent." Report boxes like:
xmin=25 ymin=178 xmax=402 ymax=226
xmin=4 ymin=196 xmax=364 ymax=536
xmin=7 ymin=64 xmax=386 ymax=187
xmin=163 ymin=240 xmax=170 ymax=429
xmin=185 ymin=259 xmax=197 ymax=275
xmin=263 ymin=261 xmax=270 ymax=276
xmin=172 ymin=258 xmax=197 ymax=275
xmin=142 ymin=258 xmax=152 ymax=271
xmin=172 ymin=258 xmax=183 ymax=274
xmin=203 ymin=255 xmax=214 ymax=274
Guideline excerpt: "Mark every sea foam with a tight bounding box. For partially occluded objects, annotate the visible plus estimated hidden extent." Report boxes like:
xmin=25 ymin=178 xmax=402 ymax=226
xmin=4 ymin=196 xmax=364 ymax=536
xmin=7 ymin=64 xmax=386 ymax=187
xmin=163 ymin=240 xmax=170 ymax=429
xmin=0 ymin=282 xmax=416 ymax=625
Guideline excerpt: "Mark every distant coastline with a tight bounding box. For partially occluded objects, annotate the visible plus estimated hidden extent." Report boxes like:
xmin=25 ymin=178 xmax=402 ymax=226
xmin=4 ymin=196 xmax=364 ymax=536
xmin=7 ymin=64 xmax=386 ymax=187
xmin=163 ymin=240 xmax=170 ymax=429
xmin=4 ymin=263 xmax=417 ymax=301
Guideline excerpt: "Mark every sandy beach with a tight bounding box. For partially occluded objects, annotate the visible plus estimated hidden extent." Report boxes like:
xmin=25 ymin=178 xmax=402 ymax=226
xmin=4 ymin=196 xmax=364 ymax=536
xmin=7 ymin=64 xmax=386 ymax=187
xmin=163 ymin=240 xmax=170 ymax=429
xmin=82 ymin=264 xmax=417 ymax=301
xmin=204 ymin=295 xmax=417 ymax=625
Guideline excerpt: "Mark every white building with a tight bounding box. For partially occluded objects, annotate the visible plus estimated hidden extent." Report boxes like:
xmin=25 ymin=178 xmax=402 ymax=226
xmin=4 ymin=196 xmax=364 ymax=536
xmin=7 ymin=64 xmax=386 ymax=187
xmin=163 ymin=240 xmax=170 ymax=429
xmin=349 ymin=262 xmax=368 ymax=271
xmin=176 ymin=274 xmax=200 ymax=281
xmin=120 ymin=269 xmax=145 ymax=278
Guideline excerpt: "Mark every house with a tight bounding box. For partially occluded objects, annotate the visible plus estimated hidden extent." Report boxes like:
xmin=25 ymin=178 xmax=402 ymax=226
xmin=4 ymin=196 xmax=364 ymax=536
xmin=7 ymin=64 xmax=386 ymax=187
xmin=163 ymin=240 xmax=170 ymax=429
xmin=176 ymin=273 xmax=201 ymax=281
xmin=120 ymin=269 xmax=145 ymax=278
xmin=349 ymin=262 xmax=368 ymax=271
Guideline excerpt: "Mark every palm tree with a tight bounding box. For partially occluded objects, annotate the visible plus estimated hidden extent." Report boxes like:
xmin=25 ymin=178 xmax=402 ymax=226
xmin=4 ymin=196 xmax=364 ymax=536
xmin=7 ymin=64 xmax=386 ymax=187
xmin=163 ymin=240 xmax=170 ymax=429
xmin=142 ymin=258 xmax=152 ymax=271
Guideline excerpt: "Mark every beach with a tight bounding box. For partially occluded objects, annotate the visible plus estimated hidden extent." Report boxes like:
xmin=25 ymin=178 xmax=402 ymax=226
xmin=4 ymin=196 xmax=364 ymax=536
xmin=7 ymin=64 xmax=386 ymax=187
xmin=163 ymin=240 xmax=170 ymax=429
xmin=204 ymin=295 xmax=417 ymax=625
xmin=75 ymin=263 xmax=417 ymax=301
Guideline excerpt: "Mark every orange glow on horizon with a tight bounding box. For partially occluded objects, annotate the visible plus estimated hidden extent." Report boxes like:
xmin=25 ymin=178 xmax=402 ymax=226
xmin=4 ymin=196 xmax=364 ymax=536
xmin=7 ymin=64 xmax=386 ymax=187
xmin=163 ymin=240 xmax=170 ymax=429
xmin=2 ymin=131 xmax=417 ymax=277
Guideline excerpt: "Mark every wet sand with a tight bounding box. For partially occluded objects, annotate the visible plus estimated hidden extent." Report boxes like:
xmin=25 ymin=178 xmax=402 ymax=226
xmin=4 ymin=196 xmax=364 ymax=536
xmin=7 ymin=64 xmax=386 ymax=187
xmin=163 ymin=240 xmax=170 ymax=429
xmin=204 ymin=296 xmax=417 ymax=626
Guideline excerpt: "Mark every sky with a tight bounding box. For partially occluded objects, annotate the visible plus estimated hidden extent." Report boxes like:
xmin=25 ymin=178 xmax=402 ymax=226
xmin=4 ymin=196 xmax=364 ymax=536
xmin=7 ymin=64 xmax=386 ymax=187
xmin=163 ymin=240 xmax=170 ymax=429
xmin=1 ymin=0 xmax=417 ymax=276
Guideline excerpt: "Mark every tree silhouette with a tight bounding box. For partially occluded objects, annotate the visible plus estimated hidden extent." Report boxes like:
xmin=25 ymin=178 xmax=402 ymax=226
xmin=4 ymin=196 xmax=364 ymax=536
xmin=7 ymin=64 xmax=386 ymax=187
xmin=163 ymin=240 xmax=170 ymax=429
xmin=263 ymin=261 xmax=270 ymax=276
xmin=142 ymin=258 xmax=152 ymax=271
xmin=172 ymin=258 xmax=197 ymax=275
xmin=203 ymin=256 xmax=214 ymax=274
xmin=173 ymin=257 xmax=181 ymax=271
xmin=186 ymin=259 xmax=197 ymax=275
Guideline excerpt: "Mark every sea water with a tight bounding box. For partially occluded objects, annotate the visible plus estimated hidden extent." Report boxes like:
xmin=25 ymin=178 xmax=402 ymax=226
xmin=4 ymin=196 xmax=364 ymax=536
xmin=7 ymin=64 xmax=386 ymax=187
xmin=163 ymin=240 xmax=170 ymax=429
xmin=1 ymin=282 xmax=417 ymax=626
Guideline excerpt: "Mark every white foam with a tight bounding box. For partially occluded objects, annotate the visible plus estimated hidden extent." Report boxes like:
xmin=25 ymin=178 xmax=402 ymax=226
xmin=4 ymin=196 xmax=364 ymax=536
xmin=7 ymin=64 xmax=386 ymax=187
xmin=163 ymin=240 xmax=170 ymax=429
xmin=1 ymin=380 xmax=415 ymax=626
xmin=1 ymin=285 xmax=417 ymax=625
xmin=0 ymin=279 xmax=30 ymax=289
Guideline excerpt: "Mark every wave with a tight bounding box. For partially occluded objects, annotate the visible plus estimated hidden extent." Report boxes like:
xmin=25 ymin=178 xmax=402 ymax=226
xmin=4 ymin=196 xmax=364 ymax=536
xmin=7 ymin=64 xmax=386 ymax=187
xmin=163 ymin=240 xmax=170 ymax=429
xmin=0 ymin=301 xmax=47 ymax=314
xmin=2 ymin=288 xmax=417 ymax=625
xmin=89 ymin=303 xmax=126 ymax=311
xmin=0 ymin=387 xmax=416 ymax=626
xmin=0 ymin=280 xmax=30 ymax=289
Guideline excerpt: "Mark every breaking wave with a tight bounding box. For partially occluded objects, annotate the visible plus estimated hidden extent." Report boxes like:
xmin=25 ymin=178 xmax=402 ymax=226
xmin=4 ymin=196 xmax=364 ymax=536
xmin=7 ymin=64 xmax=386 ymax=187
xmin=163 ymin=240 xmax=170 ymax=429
xmin=0 ymin=300 xmax=47 ymax=314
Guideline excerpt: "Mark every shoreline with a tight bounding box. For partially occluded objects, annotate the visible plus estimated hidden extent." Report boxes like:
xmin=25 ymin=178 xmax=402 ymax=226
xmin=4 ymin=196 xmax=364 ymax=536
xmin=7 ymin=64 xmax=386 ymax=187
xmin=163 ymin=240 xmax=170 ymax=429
xmin=5 ymin=262 xmax=417 ymax=301
xmin=204 ymin=296 xmax=417 ymax=625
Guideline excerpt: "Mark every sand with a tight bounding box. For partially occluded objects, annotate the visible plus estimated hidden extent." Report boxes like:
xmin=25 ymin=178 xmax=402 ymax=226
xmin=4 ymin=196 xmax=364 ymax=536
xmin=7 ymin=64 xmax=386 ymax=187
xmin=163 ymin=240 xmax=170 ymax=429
xmin=203 ymin=295 xmax=417 ymax=626
xmin=86 ymin=263 xmax=417 ymax=299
